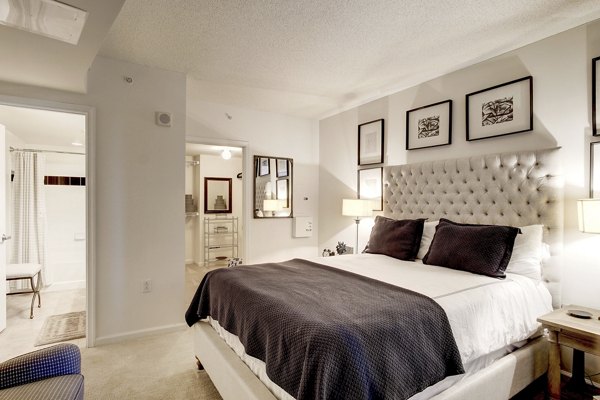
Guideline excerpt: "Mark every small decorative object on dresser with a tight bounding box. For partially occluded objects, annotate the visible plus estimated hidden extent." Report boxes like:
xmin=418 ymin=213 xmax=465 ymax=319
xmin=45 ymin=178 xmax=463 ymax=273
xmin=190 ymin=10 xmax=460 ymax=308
xmin=466 ymin=76 xmax=533 ymax=141
xmin=537 ymin=306 xmax=600 ymax=400
xmin=406 ymin=99 xmax=452 ymax=150
xmin=358 ymin=119 xmax=384 ymax=165
xmin=321 ymin=249 xmax=335 ymax=257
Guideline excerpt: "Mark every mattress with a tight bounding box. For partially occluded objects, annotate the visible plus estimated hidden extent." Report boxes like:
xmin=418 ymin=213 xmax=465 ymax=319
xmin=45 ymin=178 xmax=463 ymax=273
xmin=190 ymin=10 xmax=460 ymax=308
xmin=199 ymin=253 xmax=552 ymax=400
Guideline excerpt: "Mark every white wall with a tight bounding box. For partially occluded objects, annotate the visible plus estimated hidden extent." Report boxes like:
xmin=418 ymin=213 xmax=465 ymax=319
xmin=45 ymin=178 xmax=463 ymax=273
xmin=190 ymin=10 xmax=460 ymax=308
xmin=0 ymin=56 xmax=187 ymax=342
xmin=320 ymin=21 xmax=600 ymax=375
xmin=187 ymin=80 xmax=320 ymax=264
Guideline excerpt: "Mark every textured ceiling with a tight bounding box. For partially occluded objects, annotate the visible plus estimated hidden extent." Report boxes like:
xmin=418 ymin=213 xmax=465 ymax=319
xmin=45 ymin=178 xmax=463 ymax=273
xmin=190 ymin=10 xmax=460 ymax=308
xmin=100 ymin=0 xmax=600 ymax=118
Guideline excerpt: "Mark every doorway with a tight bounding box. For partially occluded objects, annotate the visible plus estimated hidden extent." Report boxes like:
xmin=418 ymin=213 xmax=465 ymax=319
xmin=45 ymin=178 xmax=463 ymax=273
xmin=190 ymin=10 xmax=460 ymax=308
xmin=0 ymin=101 xmax=91 ymax=360
xmin=184 ymin=140 xmax=247 ymax=302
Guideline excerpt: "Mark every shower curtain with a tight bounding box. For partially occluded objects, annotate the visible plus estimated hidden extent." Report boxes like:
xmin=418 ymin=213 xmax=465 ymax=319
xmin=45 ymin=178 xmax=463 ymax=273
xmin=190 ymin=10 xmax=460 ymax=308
xmin=11 ymin=151 xmax=49 ymax=288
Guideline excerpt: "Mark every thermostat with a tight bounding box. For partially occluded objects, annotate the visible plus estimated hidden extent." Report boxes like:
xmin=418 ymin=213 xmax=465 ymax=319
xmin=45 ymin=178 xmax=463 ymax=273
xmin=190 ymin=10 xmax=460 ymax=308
xmin=293 ymin=217 xmax=313 ymax=238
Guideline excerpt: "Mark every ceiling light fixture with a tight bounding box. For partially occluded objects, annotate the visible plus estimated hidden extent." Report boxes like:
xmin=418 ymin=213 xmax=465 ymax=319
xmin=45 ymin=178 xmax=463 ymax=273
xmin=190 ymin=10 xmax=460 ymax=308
xmin=221 ymin=149 xmax=232 ymax=160
xmin=0 ymin=0 xmax=88 ymax=45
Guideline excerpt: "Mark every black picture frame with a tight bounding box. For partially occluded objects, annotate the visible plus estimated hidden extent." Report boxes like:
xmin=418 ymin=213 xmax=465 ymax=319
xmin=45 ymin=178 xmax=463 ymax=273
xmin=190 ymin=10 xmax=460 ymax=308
xmin=276 ymin=159 xmax=289 ymax=177
xmin=257 ymin=157 xmax=270 ymax=177
xmin=593 ymin=57 xmax=600 ymax=136
xmin=358 ymin=167 xmax=383 ymax=211
xmin=406 ymin=100 xmax=452 ymax=150
xmin=591 ymin=141 xmax=600 ymax=198
xmin=204 ymin=177 xmax=232 ymax=214
xmin=466 ymin=76 xmax=533 ymax=141
xmin=358 ymin=119 xmax=384 ymax=165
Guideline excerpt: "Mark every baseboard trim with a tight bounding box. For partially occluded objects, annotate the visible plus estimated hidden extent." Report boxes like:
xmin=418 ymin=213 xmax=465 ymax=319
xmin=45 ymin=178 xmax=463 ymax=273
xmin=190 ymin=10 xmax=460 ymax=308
xmin=43 ymin=280 xmax=86 ymax=292
xmin=94 ymin=323 xmax=187 ymax=346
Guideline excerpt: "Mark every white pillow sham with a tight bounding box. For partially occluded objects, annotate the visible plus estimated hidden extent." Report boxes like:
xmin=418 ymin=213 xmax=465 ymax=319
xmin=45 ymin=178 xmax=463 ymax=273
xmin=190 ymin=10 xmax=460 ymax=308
xmin=417 ymin=220 xmax=438 ymax=260
xmin=505 ymin=224 xmax=544 ymax=280
xmin=417 ymin=221 xmax=544 ymax=280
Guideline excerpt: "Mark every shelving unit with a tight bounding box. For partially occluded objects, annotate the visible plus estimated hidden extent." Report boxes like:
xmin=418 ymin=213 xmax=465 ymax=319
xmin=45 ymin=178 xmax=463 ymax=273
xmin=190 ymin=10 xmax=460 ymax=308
xmin=204 ymin=216 xmax=238 ymax=266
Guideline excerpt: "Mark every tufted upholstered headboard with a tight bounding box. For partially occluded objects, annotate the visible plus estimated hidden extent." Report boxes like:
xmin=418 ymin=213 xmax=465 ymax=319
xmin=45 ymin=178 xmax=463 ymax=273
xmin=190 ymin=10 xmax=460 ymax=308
xmin=384 ymin=147 xmax=564 ymax=307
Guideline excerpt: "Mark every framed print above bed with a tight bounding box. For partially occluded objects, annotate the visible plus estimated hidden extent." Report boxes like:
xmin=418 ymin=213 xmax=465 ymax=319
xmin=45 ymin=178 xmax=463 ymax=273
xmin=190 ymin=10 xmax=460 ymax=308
xmin=358 ymin=167 xmax=383 ymax=211
xmin=591 ymin=141 xmax=600 ymax=198
xmin=406 ymin=100 xmax=452 ymax=150
xmin=593 ymin=57 xmax=600 ymax=136
xmin=466 ymin=76 xmax=533 ymax=141
xmin=358 ymin=119 xmax=384 ymax=165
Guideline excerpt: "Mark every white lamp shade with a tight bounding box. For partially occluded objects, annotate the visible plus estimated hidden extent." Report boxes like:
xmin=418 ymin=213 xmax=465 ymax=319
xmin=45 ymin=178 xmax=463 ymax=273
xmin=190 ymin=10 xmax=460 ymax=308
xmin=263 ymin=199 xmax=283 ymax=212
xmin=577 ymin=199 xmax=600 ymax=233
xmin=342 ymin=199 xmax=373 ymax=217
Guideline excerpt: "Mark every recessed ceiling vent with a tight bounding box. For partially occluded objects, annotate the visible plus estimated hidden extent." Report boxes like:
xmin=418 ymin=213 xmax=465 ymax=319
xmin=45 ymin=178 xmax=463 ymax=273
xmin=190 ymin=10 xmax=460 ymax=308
xmin=0 ymin=0 xmax=87 ymax=45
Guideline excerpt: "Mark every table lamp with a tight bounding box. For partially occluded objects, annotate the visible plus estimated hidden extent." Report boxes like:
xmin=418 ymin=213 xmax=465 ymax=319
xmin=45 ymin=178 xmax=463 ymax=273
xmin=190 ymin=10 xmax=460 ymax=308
xmin=342 ymin=199 xmax=373 ymax=254
xmin=263 ymin=199 xmax=282 ymax=217
xmin=577 ymin=199 xmax=600 ymax=233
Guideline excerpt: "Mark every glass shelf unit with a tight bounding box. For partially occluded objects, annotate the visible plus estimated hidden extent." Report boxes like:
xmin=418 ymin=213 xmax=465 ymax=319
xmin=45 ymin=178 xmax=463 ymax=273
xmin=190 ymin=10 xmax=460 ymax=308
xmin=203 ymin=216 xmax=238 ymax=266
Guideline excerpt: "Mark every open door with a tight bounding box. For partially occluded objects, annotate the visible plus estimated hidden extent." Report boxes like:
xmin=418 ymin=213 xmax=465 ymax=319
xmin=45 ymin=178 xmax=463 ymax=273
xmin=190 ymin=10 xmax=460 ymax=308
xmin=0 ymin=124 xmax=6 ymax=332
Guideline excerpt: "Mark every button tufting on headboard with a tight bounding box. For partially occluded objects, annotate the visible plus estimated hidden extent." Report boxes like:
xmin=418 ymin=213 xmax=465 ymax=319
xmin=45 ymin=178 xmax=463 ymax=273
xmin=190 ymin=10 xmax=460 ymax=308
xmin=384 ymin=148 xmax=564 ymax=308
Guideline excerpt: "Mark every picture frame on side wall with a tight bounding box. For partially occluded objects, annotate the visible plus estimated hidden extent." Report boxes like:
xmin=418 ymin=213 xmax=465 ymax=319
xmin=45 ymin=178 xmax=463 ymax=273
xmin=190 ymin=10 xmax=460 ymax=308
xmin=593 ymin=57 xmax=600 ymax=136
xmin=466 ymin=76 xmax=533 ymax=141
xmin=358 ymin=167 xmax=383 ymax=211
xmin=358 ymin=119 xmax=384 ymax=165
xmin=591 ymin=141 xmax=600 ymax=198
xmin=406 ymin=100 xmax=452 ymax=150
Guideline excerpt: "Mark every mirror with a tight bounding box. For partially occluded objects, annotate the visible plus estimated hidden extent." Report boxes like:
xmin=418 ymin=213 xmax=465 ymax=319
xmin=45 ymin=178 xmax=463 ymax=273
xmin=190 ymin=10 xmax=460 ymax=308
xmin=254 ymin=156 xmax=293 ymax=218
xmin=204 ymin=177 xmax=232 ymax=214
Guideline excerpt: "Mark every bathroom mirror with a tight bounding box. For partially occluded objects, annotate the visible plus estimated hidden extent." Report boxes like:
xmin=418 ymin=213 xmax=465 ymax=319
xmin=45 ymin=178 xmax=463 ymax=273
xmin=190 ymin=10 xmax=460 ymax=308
xmin=254 ymin=156 xmax=293 ymax=218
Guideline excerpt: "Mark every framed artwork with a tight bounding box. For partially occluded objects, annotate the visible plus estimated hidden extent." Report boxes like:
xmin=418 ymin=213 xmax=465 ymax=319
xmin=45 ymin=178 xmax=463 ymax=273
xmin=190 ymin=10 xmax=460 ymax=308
xmin=204 ymin=177 xmax=232 ymax=214
xmin=358 ymin=119 xmax=384 ymax=165
xmin=276 ymin=159 xmax=289 ymax=177
xmin=257 ymin=157 xmax=270 ymax=177
xmin=593 ymin=57 xmax=600 ymax=136
xmin=466 ymin=76 xmax=533 ymax=141
xmin=358 ymin=167 xmax=383 ymax=211
xmin=406 ymin=100 xmax=452 ymax=150
xmin=591 ymin=142 xmax=600 ymax=198
xmin=276 ymin=179 xmax=289 ymax=208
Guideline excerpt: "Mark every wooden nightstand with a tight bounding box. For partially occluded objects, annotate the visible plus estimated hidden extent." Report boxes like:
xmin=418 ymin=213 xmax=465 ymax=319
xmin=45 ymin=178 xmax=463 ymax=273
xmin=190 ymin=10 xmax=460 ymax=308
xmin=537 ymin=305 xmax=600 ymax=400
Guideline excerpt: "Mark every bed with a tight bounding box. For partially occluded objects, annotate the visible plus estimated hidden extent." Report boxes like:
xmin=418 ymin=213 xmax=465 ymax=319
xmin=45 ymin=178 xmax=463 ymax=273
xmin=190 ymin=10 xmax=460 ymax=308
xmin=186 ymin=147 xmax=563 ymax=400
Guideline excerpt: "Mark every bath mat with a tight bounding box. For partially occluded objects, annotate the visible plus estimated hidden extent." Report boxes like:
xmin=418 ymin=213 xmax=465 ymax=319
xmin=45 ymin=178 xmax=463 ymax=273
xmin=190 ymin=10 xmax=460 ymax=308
xmin=35 ymin=311 xmax=86 ymax=346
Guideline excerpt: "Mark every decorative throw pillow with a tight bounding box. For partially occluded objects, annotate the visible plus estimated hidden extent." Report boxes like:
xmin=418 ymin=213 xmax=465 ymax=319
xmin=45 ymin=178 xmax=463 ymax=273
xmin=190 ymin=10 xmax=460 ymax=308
xmin=417 ymin=220 xmax=439 ymax=259
xmin=505 ymin=225 xmax=543 ymax=280
xmin=364 ymin=216 xmax=425 ymax=261
xmin=422 ymin=218 xmax=521 ymax=278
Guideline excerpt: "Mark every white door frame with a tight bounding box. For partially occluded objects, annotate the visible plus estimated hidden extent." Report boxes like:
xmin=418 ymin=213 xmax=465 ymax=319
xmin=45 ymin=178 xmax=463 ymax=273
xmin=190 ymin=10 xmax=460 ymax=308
xmin=0 ymin=94 xmax=96 ymax=347
xmin=184 ymin=135 xmax=250 ymax=263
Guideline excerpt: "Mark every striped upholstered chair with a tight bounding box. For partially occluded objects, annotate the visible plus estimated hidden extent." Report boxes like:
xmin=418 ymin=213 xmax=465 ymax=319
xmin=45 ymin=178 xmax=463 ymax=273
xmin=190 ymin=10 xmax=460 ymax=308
xmin=0 ymin=344 xmax=84 ymax=399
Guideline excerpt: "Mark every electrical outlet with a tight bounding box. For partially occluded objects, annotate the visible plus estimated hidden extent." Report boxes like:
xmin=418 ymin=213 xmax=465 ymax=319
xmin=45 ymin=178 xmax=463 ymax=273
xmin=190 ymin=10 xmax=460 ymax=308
xmin=142 ymin=279 xmax=152 ymax=293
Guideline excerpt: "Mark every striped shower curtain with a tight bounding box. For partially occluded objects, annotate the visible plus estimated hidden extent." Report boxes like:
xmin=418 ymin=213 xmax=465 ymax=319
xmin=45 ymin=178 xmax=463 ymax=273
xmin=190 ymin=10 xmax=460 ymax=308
xmin=11 ymin=151 xmax=48 ymax=287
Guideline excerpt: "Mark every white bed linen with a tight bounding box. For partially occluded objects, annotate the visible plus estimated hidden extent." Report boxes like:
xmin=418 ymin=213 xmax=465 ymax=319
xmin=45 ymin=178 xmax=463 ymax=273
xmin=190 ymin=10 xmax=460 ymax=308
xmin=202 ymin=254 xmax=552 ymax=400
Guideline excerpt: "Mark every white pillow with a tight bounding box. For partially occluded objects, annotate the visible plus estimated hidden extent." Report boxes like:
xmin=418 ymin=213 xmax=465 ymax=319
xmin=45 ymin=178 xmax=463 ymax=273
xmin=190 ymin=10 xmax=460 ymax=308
xmin=506 ymin=224 xmax=544 ymax=280
xmin=417 ymin=220 xmax=438 ymax=259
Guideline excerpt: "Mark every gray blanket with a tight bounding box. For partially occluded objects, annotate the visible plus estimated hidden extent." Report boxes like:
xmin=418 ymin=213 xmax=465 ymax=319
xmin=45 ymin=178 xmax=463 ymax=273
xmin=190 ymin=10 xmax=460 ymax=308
xmin=185 ymin=259 xmax=464 ymax=400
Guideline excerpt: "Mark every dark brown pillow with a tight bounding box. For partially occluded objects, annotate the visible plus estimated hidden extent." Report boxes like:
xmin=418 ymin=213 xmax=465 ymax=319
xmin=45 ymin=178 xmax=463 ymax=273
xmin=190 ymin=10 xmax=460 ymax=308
xmin=422 ymin=218 xmax=520 ymax=278
xmin=364 ymin=216 xmax=425 ymax=261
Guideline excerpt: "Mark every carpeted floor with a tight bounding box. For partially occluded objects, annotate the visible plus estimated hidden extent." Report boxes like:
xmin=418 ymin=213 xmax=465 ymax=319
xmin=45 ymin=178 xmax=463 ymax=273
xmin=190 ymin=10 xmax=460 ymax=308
xmin=81 ymin=329 xmax=221 ymax=400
